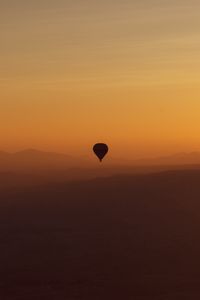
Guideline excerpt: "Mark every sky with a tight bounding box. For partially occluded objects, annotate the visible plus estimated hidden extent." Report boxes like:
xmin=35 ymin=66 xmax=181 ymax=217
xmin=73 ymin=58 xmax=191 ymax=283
xmin=1 ymin=0 xmax=200 ymax=159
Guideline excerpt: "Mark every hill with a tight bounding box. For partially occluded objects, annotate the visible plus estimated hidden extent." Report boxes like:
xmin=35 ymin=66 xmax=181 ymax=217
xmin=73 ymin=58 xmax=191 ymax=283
xmin=1 ymin=169 xmax=200 ymax=299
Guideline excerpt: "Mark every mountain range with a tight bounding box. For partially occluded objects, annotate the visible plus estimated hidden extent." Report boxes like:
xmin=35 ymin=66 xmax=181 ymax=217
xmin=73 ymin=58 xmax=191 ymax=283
xmin=1 ymin=149 xmax=200 ymax=171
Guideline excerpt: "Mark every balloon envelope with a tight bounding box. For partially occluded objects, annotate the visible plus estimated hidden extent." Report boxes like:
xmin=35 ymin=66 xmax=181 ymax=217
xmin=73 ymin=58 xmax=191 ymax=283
xmin=93 ymin=143 xmax=109 ymax=162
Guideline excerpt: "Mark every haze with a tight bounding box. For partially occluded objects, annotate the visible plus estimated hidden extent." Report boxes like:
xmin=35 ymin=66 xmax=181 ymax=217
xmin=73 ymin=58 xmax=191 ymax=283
xmin=1 ymin=0 xmax=200 ymax=158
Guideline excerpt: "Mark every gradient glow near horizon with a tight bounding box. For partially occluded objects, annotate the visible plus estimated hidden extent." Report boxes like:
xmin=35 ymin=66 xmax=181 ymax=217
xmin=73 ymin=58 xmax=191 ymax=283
xmin=1 ymin=0 xmax=200 ymax=159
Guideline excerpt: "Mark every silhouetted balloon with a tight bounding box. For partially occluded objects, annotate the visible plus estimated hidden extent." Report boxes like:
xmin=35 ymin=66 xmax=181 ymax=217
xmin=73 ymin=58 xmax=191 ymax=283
xmin=93 ymin=143 xmax=109 ymax=162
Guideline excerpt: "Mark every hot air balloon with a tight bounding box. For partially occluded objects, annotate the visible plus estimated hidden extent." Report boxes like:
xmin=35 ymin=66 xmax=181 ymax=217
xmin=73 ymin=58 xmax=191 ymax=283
xmin=93 ymin=143 xmax=109 ymax=162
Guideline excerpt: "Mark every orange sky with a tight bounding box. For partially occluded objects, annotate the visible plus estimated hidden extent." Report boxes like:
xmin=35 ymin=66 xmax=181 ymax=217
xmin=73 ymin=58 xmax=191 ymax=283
xmin=1 ymin=1 xmax=200 ymax=159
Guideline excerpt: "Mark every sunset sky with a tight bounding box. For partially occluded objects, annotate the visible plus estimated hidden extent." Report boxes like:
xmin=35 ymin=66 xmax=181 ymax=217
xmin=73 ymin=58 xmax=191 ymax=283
xmin=1 ymin=0 xmax=200 ymax=158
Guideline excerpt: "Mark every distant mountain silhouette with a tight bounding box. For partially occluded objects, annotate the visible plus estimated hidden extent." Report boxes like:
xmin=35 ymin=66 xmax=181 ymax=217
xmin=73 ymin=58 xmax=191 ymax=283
xmin=1 ymin=149 xmax=200 ymax=178
xmin=0 ymin=149 xmax=85 ymax=172
xmin=136 ymin=151 xmax=200 ymax=165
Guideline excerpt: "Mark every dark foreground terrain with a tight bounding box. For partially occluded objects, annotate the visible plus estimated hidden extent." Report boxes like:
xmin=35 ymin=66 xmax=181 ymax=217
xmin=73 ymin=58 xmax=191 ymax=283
xmin=1 ymin=169 xmax=200 ymax=299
